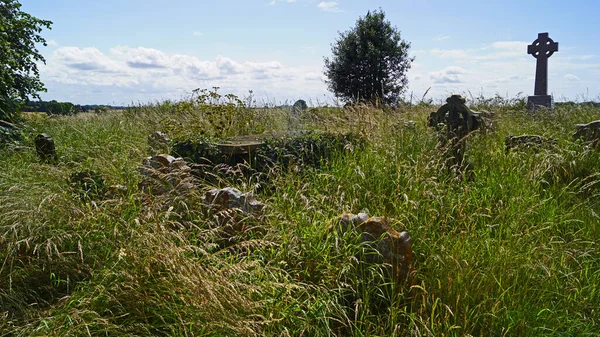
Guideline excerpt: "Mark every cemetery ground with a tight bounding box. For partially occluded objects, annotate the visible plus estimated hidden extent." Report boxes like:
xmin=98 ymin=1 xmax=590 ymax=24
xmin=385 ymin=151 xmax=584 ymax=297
xmin=1 ymin=94 xmax=600 ymax=336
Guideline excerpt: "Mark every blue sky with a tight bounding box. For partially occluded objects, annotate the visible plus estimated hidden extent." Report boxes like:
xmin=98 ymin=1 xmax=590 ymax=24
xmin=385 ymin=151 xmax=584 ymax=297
xmin=20 ymin=0 xmax=600 ymax=105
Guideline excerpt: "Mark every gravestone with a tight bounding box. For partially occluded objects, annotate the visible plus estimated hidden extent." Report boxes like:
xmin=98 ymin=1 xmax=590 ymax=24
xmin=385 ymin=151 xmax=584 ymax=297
xmin=34 ymin=133 xmax=57 ymax=162
xmin=527 ymin=32 xmax=558 ymax=110
xmin=428 ymin=95 xmax=481 ymax=170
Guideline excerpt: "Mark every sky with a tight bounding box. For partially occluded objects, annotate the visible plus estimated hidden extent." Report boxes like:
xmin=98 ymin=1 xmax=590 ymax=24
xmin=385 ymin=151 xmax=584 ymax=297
xmin=19 ymin=0 xmax=600 ymax=105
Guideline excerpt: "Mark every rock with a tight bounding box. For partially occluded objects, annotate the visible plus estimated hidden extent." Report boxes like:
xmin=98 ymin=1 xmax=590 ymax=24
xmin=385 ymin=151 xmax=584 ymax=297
xmin=204 ymin=187 xmax=264 ymax=215
xmin=573 ymin=120 xmax=600 ymax=145
xmin=34 ymin=133 xmax=57 ymax=162
xmin=148 ymin=131 xmax=170 ymax=154
xmin=340 ymin=213 xmax=413 ymax=285
xmin=139 ymin=154 xmax=194 ymax=195
xmin=505 ymin=134 xmax=558 ymax=153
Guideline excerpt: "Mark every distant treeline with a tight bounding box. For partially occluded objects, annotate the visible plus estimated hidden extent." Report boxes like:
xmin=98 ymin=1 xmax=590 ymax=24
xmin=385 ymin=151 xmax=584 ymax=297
xmin=555 ymin=101 xmax=600 ymax=108
xmin=22 ymin=100 xmax=126 ymax=115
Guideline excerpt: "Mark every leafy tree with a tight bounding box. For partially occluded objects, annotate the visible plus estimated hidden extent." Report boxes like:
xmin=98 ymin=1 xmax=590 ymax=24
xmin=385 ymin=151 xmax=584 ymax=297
xmin=324 ymin=9 xmax=413 ymax=105
xmin=0 ymin=0 xmax=52 ymax=122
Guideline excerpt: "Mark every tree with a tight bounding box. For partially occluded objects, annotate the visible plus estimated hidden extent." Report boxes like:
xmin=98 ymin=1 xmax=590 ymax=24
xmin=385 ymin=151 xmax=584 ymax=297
xmin=0 ymin=0 xmax=52 ymax=122
xmin=324 ymin=9 xmax=413 ymax=105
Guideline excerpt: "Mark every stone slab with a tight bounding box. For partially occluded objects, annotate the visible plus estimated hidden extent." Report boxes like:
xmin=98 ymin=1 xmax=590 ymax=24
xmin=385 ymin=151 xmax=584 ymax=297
xmin=527 ymin=95 xmax=554 ymax=110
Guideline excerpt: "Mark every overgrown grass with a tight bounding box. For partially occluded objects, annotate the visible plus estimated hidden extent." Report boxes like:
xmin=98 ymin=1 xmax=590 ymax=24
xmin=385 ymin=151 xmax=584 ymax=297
xmin=1 ymin=94 xmax=599 ymax=336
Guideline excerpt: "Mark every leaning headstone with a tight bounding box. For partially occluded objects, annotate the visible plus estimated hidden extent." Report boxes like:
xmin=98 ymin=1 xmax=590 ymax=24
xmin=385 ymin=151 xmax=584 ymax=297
xmin=573 ymin=120 xmax=600 ymax=145
xmin=339 ymin=213 xmax=413 ymax=285
xmin=34 ymin=133 xmax=57 ymax=162
xmin=527 ymin=32 xmax=559 ymax=110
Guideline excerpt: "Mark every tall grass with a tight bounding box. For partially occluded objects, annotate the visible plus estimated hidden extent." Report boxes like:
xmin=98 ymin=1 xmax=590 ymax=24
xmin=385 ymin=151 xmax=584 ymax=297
xmin=1 ymin=94 xmax=599 ymax=336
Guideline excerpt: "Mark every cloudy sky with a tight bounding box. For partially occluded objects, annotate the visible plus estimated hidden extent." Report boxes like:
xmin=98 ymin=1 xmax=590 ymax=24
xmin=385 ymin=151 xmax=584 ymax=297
xmin=21 ymin=0 xmax=600 ymax=105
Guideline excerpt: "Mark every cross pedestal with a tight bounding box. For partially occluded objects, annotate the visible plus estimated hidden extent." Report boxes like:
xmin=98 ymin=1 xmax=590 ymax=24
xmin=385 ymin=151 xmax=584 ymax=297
xmin=526 ymin=32 xmax=558 ymax=110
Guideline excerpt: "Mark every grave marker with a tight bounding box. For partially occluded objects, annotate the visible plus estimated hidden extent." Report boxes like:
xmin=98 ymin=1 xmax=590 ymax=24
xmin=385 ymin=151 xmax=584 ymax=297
xmin=527 ymin=32 xmax=558 ymax=110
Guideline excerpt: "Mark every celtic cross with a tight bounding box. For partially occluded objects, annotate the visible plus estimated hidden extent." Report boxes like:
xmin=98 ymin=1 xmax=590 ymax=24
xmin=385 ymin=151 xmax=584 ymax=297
xmin=527 ymin=32 xmax=558 ymax=96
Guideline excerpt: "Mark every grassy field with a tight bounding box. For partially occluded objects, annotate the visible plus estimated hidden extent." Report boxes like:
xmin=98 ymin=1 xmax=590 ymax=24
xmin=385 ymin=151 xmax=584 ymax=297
xmin=1 ymin=93 xmax=599 ymax=336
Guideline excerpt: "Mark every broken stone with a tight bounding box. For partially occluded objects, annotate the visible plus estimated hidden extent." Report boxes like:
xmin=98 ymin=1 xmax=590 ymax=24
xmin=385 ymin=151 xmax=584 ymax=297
xmin=203 ymin=187 xmax=266 ymax=241
xmin=204 ymin=187 xmax=264 ymax=215
xmin=139 ymin=154 xmax=194 ymax=195
xmin=148 ymin=131 xmax=170 ymax=154
xmin=34 ymin=133 xmax=57 ymax=162
xmin=573 ymin=120 xmax=600 ymax=145
xmin=340 ymin=213 xmax=413 ymax=285
xmin=505 ymin=134 xmax=558 ymax=153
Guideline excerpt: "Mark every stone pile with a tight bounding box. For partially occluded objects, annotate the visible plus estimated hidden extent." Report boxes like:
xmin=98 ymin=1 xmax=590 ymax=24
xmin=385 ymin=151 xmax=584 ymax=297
xmin=139 ymin=154 xmax=194 ymax=195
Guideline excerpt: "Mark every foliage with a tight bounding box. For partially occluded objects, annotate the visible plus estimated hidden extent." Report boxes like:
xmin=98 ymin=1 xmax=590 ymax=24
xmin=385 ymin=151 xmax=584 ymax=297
xmin=0 ymin=0 xmax=52 ymax=122
xmin=24 ymin=99 xmax=78 ymax=115
xmin=324 ymin=9 xmax=413 ymax=105
xmin=171 ymin=131 xmax=365 ymax=173
xmin=256 ymin=131 xmax=364 ymax=169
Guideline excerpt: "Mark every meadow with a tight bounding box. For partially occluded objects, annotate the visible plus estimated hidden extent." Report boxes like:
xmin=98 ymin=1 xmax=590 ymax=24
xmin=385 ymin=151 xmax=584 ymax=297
xmin=1 ymin=92 xmax=599 ymax=336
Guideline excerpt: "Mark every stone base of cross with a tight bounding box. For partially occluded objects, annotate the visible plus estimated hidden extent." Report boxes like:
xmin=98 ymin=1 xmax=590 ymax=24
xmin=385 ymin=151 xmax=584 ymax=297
xmin=527 ymin=95 xmax=554 ymax=111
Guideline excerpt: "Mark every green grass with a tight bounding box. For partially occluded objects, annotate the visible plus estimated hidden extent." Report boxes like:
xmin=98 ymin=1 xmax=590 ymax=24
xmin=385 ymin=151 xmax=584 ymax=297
xmin=1 ymin=96 xmax=599 ymax=336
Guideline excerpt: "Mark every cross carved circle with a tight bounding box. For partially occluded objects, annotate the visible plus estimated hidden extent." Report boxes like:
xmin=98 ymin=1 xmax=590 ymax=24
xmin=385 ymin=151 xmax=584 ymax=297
xmin=528 ymin=34 xmax=558 ymax=59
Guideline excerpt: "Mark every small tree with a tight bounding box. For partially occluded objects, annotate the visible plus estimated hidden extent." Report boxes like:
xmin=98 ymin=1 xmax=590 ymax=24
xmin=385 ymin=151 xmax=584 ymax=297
xmin=324 ymin=9 xmax=413 ymax=105
xmin=0 ymin=0 xmax=52 ymax=122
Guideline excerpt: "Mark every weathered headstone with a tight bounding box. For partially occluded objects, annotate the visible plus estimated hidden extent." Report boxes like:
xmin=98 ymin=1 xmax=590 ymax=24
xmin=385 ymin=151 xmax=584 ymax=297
xmin=428 ymin=94 xmax=481 ymax=170
xmin=573 ymin=120 xmax=600 ymax=145
xmin=527 ymin=32 xmax=558 ymax=110
xmin=34 ymin=133 xmax=57 ymax=162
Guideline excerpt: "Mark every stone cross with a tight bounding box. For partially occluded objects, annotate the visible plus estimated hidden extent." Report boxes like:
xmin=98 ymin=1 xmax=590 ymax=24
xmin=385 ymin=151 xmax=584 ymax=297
xmin=528 ymin=32 xmax=558 ymax=95
xmin=527 ymin=32 xmax=558 ymax=109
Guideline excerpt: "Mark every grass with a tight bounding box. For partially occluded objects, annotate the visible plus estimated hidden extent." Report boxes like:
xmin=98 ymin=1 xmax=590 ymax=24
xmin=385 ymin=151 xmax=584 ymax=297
xmin=1 ymin=94 xmax=599 ymax=336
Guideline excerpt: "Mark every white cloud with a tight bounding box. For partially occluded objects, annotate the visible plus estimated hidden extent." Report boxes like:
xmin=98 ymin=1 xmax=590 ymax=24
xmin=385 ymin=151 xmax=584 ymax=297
xmin=565 ymin=74 xmax=580 ymax=81
xmin=433 ymin=35 xmax=450 ymax=41
xmin=430 ymin=48 xmax=468 ymax=59
xmin=491 ymin=41 xmax=528 ymax=52
xmin=53 ymin=47 xmax=121 ymax=72
xmin=46 ymin=40 xmax=59 ymax=47
xmin=192 ymin=31 xmax=203 ymax=36
xmin=429 ymin=66 xmax=466 ymax=84
xmin=269 ymin=0 xmax=296 ymax=5
xmin=317 ymin=1 xmax=342 ymax=12
xmin=39 ymin=45 xmax=327 ymax=104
